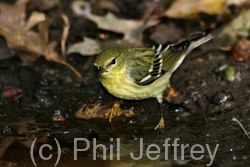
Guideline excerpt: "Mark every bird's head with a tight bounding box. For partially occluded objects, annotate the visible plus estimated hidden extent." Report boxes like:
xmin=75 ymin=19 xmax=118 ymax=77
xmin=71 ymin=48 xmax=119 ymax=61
xmin=94 ymin=48 xmax=127 ymax=77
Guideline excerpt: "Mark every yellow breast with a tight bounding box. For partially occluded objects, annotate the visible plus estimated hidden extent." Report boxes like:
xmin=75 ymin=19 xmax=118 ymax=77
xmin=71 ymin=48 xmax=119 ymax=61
xmin=99 ymin=71 xmax=171 ymax=100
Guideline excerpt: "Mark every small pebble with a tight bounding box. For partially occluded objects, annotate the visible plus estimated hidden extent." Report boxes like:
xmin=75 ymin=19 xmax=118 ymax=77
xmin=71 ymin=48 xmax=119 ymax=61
xmin=211 ymin=91 xmax=234 ymax=105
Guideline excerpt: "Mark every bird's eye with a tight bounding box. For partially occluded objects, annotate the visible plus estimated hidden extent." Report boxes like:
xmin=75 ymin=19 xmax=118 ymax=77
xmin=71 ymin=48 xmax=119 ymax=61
xmin=110 ymin=58 xmax=116 ymax=65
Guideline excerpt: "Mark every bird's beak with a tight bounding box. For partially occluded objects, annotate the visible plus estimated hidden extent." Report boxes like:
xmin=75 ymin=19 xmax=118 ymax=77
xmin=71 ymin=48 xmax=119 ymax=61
xmin=98 ymin=66 xmax=106 ymax=76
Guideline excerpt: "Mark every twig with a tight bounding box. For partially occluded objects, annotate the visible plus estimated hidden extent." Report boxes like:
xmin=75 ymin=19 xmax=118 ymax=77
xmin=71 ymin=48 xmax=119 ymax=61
xmin=45 ymin=42 xmax=88 ymax=85
xmin=232 ymin=117 xmax=250 ymax=140
xmin=61 ymin=14 xmax=70 ymax=57
xmin=59 ymin=14 xmax=87 ymax=84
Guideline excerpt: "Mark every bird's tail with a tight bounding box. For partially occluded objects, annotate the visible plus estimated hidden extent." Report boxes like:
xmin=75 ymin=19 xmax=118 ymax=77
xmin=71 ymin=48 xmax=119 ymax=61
xmin=186 ymin=32 xmax=213 ymax=55
xmin=161 ymin=32 xmax=213 ymax=73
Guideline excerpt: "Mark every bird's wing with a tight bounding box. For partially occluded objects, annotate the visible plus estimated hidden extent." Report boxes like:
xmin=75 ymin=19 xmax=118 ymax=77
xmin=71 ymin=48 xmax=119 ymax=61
xmin=129 ymin=43 xmax=189 ymax=85
xmin=129 ymin=32 xmax=212 ymax=86
xmin=128 ymin=47 xmax=162 ymax=85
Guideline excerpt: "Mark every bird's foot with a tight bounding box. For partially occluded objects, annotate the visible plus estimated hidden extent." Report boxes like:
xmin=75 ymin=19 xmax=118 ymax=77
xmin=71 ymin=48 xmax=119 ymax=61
xmin=154 ymin=117 xmax=165 ymax=130
xmin=106 ymin=101 xmax=121 ymax=122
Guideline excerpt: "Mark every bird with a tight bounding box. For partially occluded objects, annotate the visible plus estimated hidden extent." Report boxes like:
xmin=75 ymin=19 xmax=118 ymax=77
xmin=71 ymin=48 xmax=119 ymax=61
xmin=94 ymin=32 xmax=213 ymax=129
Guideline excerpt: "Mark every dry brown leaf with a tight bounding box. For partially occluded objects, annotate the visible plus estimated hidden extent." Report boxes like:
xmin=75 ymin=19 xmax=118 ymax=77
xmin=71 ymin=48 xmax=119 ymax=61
xmin=0 ymin=0 xmax=87 ymax=84
xmin=69 ymin=11 xmax=159 ymax=55
xmin=0 ymin=0 xmax=29 ymax=33
xmin=75 ymin=102 xmax=134 ymax=120
xmin=21 ymin=17 xmax=52 ymax=54
xmin=0 ymin=17 xmax=48 ymax=54
xmin=0 ymin=0 xmax=29 ymax=50
xmin=0 ymin=1 xmax=50 ymax=55
xmin=23 ymin=12 xmax=46 ymax=34
xmin=86 ymin=12 xmax=159 ymax=43
xmin=67 ymin=37 xmax=145 ymax=56
xmin=164 ymin=0 xmax=227 ymax=19
xmin=67 ymin=37 xmax=102 ymax=55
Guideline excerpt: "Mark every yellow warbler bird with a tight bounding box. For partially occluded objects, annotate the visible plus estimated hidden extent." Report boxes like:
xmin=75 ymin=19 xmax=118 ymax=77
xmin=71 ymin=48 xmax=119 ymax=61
xmin=94 ymin=32 xmax=213 ymax=129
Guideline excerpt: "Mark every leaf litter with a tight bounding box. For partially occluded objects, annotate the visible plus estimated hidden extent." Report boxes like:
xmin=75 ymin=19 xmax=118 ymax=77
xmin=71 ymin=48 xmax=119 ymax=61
xmin=0 ymin=0 xmax=250 ymax=166
xmin=0 ymin=0 xmax=87 ymax=84
xmin=67 ymin=11 xmax=159 ymax=55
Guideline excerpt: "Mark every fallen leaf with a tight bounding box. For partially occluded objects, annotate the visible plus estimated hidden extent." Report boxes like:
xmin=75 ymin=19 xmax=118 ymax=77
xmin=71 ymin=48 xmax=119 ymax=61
xmin=86 ymin=12 xmax=159 ymax=43
xmin=67 ymin=12 xmax=160 ymax=55
xmin=0 ymin=2 xmax=50 ymax=55
xmin=75 ymin=102 xmax=134 ymax=120
xmin=22 ymin=12 xmax=46 ymax=34
xmin=164 ymin=0 xmax=227 ymax=19
xmin=67 ymin=37 xmax=146 ymax=56
xmin=0 ymin=0 xmax=29 ymax=33
xmin=0 ymin=1 xmax=87 ymax=84
xmin=21 ymin=14 xmax=52 ymax=54
xmin=230 ymin=37 xmax=250 ymax=62
xmin=67 ymin=37 xmax=102 ymax=56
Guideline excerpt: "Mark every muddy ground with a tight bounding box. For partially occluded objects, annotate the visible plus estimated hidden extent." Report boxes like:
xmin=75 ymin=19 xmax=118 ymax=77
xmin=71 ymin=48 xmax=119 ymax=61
xmin=0 ymin=1 xmax=250 ymax=167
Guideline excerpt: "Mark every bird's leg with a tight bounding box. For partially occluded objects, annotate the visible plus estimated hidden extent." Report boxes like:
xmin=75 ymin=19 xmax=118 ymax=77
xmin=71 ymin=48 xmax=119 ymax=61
xmin=154 ymin=97 xmax=165 ymax=129
xmin=106 ymin=101 xmax=121 ymax=122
